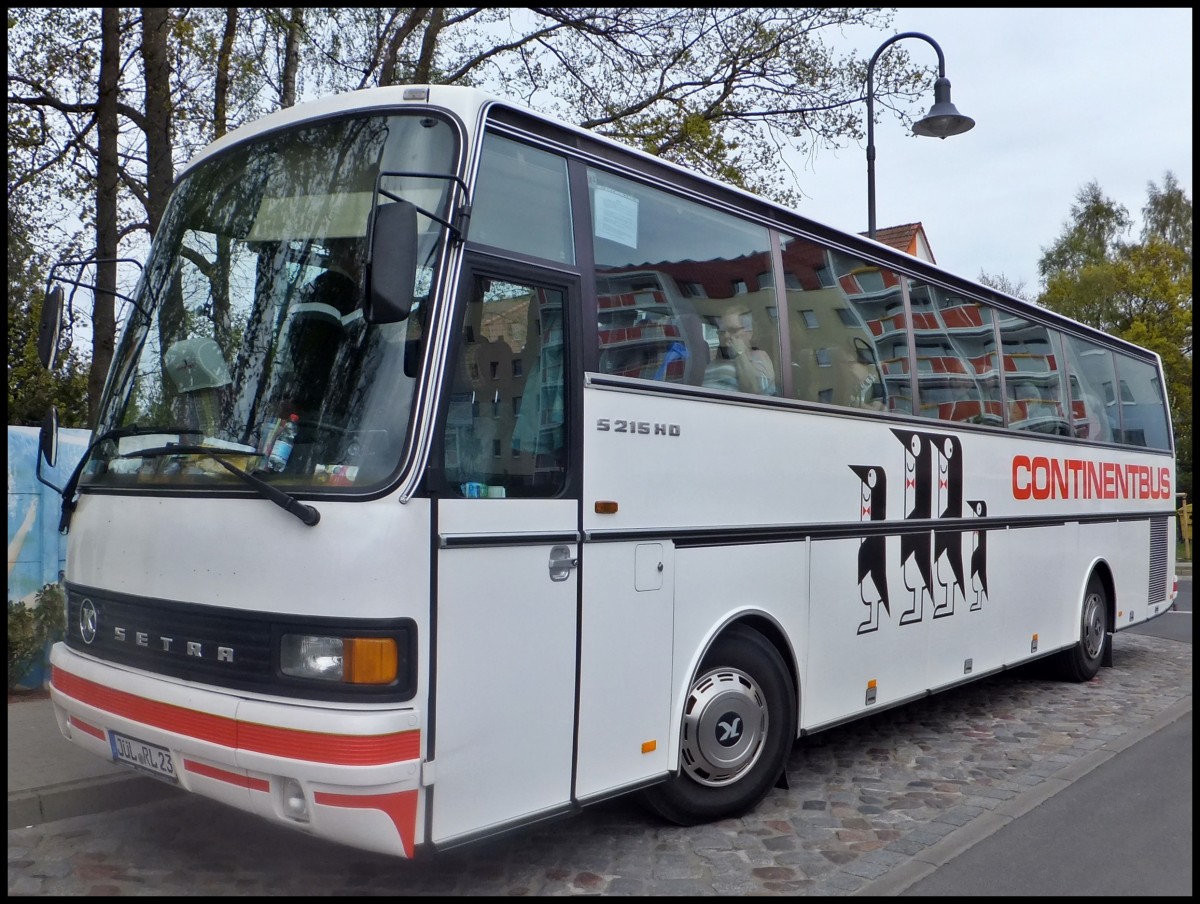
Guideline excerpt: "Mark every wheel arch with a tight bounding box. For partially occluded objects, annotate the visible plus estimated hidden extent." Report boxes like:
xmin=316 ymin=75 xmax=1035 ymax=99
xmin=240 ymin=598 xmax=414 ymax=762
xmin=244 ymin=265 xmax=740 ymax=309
xmin=1086 ymin=558 xmax=1117 ymax=630
xmin=695 ymin=610 xmax=800 ymax=737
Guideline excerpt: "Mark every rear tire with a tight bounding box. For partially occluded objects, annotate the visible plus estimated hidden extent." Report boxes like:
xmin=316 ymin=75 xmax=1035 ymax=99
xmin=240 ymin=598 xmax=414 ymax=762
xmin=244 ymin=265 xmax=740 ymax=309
xmin=641 ymin=624 xmax=796 ymax=826
xmin=1057 ymin=574 xmax=1109 ymax=682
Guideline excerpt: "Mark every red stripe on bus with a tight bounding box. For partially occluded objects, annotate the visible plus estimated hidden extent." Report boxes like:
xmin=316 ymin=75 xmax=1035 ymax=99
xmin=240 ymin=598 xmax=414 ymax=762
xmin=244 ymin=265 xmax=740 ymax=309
xmin=184 ymin=758 xmax=271 ymax=792
xmin=69 ymin=715 xmax=106 ymax=741
xmin=314 ymin=789 xmax=419 ymax=859
xmin=53 ymin=666 xmax=237 ymax=745
xmin=51 ymin=665 xmax=420 ymax=766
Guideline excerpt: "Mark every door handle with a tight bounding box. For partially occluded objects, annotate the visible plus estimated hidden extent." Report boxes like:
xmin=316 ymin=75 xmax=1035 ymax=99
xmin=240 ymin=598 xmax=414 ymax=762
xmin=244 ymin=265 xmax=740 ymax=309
xmin=548 ymin=545 xmax=578 ymax=582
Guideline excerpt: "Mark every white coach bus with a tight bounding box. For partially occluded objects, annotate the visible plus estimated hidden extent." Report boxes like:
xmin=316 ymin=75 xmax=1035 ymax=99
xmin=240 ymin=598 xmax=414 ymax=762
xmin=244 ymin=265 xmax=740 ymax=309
xmin=37 ymin=84 xmax=1178 ymax=859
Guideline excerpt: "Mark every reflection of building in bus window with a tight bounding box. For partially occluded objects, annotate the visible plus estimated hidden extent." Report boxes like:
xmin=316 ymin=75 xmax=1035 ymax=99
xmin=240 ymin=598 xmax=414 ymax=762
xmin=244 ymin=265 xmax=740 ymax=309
xmin=1075 ymin=391 xmax=1111 ymax=442
xmin=703 ymin=306 xmax=776 ymax=395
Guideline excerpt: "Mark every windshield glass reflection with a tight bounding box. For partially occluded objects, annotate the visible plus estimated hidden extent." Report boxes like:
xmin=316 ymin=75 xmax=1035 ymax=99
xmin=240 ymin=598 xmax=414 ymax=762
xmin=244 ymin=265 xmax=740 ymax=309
xmin=85 ymin=112 xmax=458 ymax=493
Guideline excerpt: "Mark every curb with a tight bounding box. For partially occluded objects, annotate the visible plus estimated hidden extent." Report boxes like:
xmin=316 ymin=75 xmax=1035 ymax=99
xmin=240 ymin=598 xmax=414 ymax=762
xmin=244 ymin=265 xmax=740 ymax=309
xmin=854 ymin=694 xmax=1193 ymax=896
xmin=8 ymin=772 xmax=181 ymax=831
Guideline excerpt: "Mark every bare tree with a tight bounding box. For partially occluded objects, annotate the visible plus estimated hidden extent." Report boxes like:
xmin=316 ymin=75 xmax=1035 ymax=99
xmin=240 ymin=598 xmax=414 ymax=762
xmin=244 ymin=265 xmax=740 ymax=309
xmin=89 ymin=7 xmax=121 ymax=426
xmin=10 ymin=7 xmax=934 ymax=419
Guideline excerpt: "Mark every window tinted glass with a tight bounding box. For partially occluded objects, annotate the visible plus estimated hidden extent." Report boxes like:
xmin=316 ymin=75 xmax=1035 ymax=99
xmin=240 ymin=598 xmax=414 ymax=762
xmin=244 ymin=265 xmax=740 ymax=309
xmin=1112 ymin=352 xmax=1171 ymax=449
xmin=442 ymin=275 xmax=566 ymax=497
xmin=1061 ymin=333 xmax=1120 ymax=443
xmin=589 ymin=169 xmax=779 ymax=397
xmin=783 ymin=239 xmax=910 ymax=413
xmin=997 ymin=313 xmax=1069 ymax=435
xmin=908 ymin=281 xmax=1002 ymax=425
xmin=472 ymin=133 xmax=574 ymax=264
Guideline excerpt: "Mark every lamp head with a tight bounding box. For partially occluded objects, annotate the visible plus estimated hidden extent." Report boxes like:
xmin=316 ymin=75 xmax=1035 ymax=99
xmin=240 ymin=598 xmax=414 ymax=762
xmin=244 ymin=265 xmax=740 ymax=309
xmin=912 ymin=76 xmax=975 ymax=139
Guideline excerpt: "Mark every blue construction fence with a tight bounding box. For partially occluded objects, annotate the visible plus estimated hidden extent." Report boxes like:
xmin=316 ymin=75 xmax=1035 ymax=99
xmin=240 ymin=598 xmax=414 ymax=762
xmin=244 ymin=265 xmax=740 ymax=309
xmin=7 ymin=425 xmax=91 ymax=689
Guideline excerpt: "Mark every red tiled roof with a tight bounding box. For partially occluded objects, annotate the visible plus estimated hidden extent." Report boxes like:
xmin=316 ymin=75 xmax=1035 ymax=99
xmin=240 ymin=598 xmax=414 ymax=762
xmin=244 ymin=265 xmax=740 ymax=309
xmin=858 ymin=222 xmax=935 ymax=263
xmin=869 ymin=223 xmax=921 ymax=251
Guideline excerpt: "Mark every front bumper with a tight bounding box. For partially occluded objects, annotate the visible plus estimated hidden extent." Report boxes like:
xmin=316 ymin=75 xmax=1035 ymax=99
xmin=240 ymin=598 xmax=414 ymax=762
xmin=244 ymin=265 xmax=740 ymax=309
xmin=48 ymin=642 xmax=425 ymax=858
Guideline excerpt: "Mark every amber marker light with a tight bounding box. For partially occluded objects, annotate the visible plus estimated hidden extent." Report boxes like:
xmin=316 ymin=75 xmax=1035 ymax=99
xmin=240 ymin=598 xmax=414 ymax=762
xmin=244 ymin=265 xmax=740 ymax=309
xmin=641 ymin=740 xmax=657 ymax=754
xmin=344 ymin=637 xmax=399 ymax=684
xmin=595 ymin=501 xmax=619 ymax=514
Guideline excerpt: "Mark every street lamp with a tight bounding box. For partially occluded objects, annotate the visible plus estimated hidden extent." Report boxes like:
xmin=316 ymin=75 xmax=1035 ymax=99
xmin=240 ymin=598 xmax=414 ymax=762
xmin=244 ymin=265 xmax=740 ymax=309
xmin=866 ymin=31 xmax=975 ymax=240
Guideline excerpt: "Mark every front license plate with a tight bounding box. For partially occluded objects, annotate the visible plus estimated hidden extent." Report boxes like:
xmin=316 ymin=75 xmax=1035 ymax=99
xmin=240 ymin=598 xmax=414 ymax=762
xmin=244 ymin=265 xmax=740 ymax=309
xmin=109 ymin=731 xmax=179 ymax=784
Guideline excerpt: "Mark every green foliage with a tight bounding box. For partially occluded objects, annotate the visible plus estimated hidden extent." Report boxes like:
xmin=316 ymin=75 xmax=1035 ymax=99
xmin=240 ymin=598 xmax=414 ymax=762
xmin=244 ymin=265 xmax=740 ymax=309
xmin=1038 ymin=173 xmax=1193 ymax=501
xmin=7 ymin=218 xmax=91 ymax=428
xmin=7 ymin=584 xmax=66 ymax=692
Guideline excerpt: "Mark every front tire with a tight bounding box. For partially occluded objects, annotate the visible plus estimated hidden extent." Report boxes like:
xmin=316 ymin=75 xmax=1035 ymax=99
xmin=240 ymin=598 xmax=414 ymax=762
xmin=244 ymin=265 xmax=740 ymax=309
xmin=642 ymin=624 xmax=796 ymax=826
xmin=1057 ymin=574 xmax=1109 ymax=682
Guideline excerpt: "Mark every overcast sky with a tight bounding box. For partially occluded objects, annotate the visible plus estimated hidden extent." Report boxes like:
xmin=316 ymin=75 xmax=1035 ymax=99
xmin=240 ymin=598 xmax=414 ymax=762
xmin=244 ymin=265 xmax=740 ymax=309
xmin=788 ymin=7 xmax=1193 ymax=297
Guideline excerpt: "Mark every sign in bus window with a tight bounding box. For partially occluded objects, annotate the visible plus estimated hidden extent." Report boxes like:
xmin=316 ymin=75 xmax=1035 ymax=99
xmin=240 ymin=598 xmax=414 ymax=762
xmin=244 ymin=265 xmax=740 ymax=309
xmin=589 ymin=168 xmax=779 ymax=396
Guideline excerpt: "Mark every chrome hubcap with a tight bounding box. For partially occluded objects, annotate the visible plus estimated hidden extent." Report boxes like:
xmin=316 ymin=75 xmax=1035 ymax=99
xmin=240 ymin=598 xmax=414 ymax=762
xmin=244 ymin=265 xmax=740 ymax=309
xmin=679 ymin=667 xmax=768 ymax=787
xmin=1081 ymin=590 xmax=1105 ymax=659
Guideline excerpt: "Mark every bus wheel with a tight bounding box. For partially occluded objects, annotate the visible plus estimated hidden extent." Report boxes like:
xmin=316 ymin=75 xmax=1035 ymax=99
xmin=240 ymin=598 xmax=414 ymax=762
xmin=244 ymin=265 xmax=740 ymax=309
xmin=1057 ymin=575 xmax=1109 ymax=682
xmin=641 ymin=624 xmax=796 ymax=826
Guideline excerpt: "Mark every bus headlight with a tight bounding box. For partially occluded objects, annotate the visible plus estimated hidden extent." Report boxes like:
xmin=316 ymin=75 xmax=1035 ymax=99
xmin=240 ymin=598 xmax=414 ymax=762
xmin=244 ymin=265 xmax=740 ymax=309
xmin=280 ymin=634 xmax=399 ymax=685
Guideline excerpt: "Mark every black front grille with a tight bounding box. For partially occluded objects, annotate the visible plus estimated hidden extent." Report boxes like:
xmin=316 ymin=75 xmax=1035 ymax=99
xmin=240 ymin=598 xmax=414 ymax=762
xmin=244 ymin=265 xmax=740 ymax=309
xmin=63 ymin=583 xmax=415 ymax=702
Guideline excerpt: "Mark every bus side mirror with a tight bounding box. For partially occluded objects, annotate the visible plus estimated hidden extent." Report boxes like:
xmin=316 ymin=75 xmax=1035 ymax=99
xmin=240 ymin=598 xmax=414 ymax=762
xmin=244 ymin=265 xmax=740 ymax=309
xmin=366 ymin=200 xmax=418 ymax=324
xmin=39 ymin=407 xmax=59 ymax=469
xmin=38 ymin=285 xmax=65 ymax=369
xmin=35 ymin=407 xmax=64 ymax=494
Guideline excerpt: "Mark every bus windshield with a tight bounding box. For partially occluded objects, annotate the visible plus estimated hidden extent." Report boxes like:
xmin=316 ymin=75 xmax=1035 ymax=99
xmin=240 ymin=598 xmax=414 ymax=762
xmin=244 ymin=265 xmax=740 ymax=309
xmin=84 ymin=111 xmax=458 ymax=493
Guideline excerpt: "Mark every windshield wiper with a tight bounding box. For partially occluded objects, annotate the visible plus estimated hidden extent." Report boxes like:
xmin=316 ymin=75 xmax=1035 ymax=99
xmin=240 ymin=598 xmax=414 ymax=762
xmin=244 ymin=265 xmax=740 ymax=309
xmin=121 ymin=444 xmax=321 ymax=527
xmin=56 ymin=424 xmax=203 ymax=533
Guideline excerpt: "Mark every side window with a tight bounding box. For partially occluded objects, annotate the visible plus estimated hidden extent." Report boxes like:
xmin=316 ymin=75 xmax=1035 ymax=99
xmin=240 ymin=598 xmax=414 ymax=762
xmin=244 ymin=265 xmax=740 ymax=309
xmin=442 ymin=274 xmax=566 ymax=497
xmin=997 ymin=313 xmax=1069 ymax=435
xmin=589 ymin=169 xmax=779 ymax=396
xmin=908 ymin=281 xmax=1001 ymax=425
xmin=1061 ymin=334 xmax=1120 ymax=443
xmin=1113 ymin=352 xmax=1170 ymax=449
xmin=471 ymin=134 xmax=574 ymax=265
xmin=784 ymin=237 xmax=910 ymax=413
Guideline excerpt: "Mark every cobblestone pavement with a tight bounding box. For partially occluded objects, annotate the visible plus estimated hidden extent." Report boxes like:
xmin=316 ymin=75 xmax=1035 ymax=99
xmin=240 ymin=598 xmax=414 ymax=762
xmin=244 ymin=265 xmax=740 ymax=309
xmin=8 ymin=633 xmax=1191 ymax=896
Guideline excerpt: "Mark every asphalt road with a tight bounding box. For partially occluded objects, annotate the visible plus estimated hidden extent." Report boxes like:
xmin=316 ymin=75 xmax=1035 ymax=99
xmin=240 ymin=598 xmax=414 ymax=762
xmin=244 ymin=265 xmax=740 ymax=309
xmin=900 ymin=576 xmax=1192 ymax=897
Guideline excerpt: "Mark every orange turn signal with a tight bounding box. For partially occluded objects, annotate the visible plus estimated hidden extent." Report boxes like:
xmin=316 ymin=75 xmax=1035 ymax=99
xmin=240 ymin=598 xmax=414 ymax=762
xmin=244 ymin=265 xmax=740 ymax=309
xmin=343 ymin=637 xmax=398 ymax=684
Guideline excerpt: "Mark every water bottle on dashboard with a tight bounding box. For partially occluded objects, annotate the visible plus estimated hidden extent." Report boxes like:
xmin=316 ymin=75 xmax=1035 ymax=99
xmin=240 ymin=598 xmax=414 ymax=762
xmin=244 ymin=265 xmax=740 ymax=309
xmin=267 ymin=414 xmax=300 ymax=472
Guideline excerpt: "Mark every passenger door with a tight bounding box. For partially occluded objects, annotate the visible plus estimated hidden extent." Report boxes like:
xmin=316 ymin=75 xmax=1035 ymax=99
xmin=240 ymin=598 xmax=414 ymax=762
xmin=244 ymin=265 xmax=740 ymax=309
xmin=430 ymin=265 xmax=579 ymax=845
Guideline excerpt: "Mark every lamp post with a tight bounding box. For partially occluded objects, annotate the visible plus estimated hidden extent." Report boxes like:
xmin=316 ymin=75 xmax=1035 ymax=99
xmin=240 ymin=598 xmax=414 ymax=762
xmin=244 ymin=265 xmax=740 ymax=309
xmin=866 ymin=31 xmax=975 ymax=240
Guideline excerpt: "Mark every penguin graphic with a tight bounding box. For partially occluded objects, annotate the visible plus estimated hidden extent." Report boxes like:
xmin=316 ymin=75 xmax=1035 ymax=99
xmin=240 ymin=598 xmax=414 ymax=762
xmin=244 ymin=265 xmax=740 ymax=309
xmin=932 ymin=435 xmax=965 ymax=618
xmin=892 ymin=428 xmax=933 ymax=625
xmin=850 ymin=464 xmax=889 ymax=634
xmin=968 ymin=499 xmax=989 ymax=610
